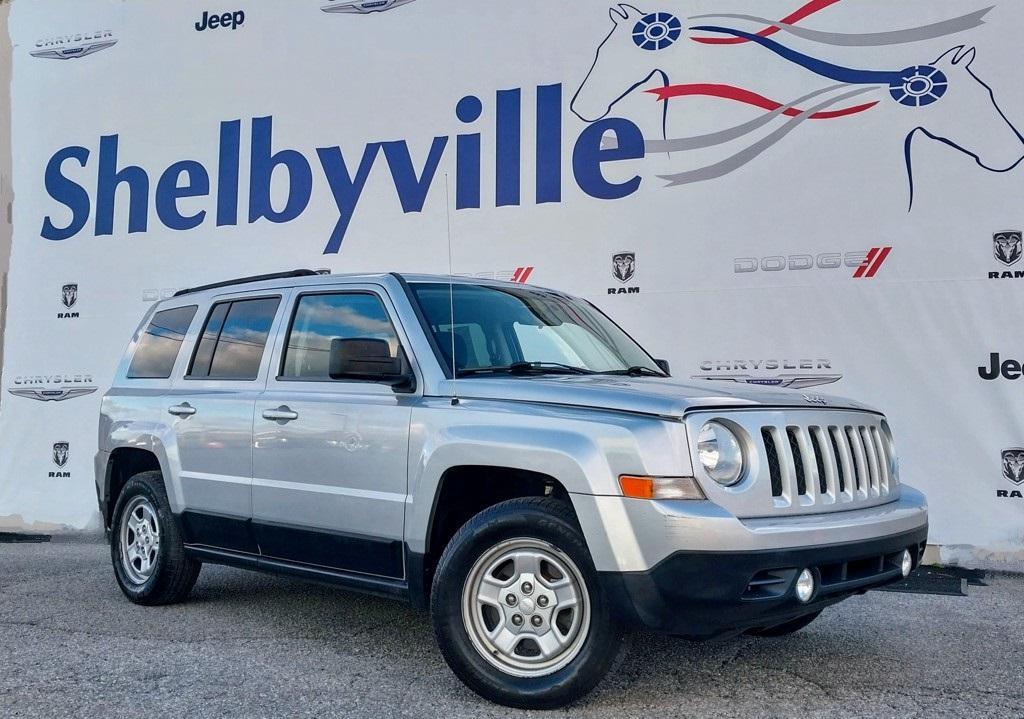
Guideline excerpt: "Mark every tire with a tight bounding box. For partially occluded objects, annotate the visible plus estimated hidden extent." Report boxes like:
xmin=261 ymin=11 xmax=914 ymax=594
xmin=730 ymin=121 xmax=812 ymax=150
xmin=110 ymin=470 xmax=201 ymax=605
xmin=430 ymin=497 xmax=622 ymax=709
xmin=746 ymin=610 xmax=822 ymax=637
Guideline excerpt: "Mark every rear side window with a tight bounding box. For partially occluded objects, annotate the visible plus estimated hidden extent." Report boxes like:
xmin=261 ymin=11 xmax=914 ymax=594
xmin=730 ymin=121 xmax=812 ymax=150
xmin=127 ymin=305 xmax=198 ymax=379
xmin=187 ymin=297 xmax=280 ymax=380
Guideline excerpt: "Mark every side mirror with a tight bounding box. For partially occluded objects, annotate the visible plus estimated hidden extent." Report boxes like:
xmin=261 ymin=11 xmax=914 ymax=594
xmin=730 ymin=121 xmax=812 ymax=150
xmin=329 ymin=338 xmax=412 ymax=389
xmin=655 ymin=359 xmax=671 ymax=375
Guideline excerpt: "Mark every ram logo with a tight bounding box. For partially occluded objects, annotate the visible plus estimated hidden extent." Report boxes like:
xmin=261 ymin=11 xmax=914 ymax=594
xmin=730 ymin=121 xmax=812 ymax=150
xmin=52 ymin=442 xmax=70 ymax=468
xmin=62 ymin=283 xmax=78 ymax=309
xmin=994 ymin=231 xmax=1022 ymax=267
xmin=1002 ymin=448 xmax=1024 ymax=485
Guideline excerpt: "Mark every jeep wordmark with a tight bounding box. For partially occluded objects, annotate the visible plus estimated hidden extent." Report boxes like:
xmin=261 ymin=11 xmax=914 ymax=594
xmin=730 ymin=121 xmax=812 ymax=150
xmin=96 ymin=270 xmax=928 ymax=708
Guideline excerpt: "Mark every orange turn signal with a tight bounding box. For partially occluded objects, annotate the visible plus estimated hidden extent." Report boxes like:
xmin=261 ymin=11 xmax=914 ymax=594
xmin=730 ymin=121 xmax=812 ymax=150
xmin=619 ymin=475 xmax=655 ymax=499
xmin=619 ymin=475 xmax=706 ymax=500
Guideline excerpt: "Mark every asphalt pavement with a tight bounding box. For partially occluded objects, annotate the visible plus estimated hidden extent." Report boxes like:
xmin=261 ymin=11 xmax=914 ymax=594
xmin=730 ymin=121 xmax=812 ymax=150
xmin=1 ymin=537 xmax=1021 ymax=718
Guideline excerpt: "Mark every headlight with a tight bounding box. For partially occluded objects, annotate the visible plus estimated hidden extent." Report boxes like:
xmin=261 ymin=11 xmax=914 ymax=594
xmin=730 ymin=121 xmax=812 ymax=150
xmin=697 ymin=421 xmax=745 ymax=486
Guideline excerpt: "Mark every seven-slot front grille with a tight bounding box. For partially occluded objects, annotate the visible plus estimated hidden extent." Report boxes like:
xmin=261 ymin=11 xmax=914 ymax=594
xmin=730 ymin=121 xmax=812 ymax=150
xmin=761 ymin=421 xmax=893 ymax=508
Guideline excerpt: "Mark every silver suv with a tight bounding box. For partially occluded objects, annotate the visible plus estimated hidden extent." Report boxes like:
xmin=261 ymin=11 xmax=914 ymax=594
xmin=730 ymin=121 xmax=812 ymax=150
xmin=96 ymin=270 xmax=928 ymax=708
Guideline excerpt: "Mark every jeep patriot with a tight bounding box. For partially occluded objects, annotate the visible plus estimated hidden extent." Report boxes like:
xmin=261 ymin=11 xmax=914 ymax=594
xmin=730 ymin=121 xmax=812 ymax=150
xmin=96 ymin=270 xmax=928 ymax=708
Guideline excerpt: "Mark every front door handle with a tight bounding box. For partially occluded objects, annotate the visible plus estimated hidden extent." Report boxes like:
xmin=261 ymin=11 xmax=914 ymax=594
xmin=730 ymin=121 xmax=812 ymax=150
xmin=262 ymin=406 xmax=299 ymax=422
xmin=168 ymin=403 xmax=197 ymax=417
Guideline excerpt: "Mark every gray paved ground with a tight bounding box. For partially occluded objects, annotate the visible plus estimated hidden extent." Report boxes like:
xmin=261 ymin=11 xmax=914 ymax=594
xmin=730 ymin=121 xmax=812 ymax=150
xmin=0 ymin=538 xmax=1021 ymax=719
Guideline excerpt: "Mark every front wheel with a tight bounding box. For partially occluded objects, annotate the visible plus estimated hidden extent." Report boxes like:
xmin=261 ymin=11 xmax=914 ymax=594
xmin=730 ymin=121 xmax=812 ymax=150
xmin=430 ymin=498 xmax=622 ymax=709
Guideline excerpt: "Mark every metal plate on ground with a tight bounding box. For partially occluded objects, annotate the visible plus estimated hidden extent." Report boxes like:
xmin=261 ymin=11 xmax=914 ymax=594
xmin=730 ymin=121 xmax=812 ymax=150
xmin=0 ymin=532 xmax=51 ymax=543
xmin=876 ymin=567 xmax=986 ymax=596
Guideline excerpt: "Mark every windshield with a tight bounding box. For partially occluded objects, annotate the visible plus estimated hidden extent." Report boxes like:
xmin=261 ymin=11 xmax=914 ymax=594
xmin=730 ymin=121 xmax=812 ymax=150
xmin=409 ymin=282 xmax=664 ymax=377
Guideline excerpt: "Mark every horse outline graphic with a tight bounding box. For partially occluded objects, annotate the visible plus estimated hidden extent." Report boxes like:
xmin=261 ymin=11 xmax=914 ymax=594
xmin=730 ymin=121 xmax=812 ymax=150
xmin=571 ymin=3 xmax=1024 ymax=208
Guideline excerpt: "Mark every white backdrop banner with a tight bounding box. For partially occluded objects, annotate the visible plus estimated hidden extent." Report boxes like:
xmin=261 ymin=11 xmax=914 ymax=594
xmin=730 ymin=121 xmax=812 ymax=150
xmin=3 ymin=0 xmax=1023 ymax=567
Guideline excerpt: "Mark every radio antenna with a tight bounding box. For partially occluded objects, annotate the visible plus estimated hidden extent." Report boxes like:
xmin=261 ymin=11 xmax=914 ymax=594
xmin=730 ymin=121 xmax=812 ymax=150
xmin=444 ymin=173 xmax=458 ymax=405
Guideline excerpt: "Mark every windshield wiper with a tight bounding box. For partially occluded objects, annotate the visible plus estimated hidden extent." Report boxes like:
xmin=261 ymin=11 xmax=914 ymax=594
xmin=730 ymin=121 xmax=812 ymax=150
xmin=456 ymin=362 xmax=597 ymax=377
xmin=602 ymin=366 xmax=666 ymax=377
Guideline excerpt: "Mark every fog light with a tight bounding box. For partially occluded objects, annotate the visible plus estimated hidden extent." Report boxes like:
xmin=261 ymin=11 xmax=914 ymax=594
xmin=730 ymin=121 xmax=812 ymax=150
xmin=900 ymin=549 xmax=913 ymax=577
xmin=795 ymin=569 xmax=815 ymax=603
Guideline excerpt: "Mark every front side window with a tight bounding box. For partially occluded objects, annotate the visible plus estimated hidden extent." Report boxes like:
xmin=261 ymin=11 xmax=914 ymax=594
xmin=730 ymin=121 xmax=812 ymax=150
xmin=187 ymin=297 xmax=280 ymax=380
xmin=281 ymin=292 xmax=401 ymax=380
xmin=127 ymin=305 xmax=198 ymax=379
xmin=409 ymin=283 xmax=663 ymax=377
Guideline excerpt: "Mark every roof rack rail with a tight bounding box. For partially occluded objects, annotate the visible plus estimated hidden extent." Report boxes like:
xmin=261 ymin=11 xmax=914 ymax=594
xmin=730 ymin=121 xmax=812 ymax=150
xmin=173 ymin=269 xmax=322 ymax=297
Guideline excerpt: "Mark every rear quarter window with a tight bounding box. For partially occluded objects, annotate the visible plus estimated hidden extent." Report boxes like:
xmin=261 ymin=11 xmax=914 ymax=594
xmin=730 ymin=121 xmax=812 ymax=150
xmin=127 ymin=305 xmax=198 ymax=379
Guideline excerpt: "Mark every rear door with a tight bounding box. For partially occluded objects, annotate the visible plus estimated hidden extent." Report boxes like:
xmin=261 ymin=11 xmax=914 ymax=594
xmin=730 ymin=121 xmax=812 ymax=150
xmin=251 ymin=285 xmax=415 ymax=578
xmin=168 ymin=291 xmax=290 ymax=553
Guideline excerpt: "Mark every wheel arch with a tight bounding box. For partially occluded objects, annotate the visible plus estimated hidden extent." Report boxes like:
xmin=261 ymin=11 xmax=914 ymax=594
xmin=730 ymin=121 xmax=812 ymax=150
xmin=409 ymin=462 xmax=591 ymax=610
xmin=101 ymin=444 xmax=168 ymax=529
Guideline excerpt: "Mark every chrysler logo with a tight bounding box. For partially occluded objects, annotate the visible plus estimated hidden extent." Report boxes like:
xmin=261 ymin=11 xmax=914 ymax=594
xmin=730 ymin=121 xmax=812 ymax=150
xmin=321 ymin=0 xmax=418 ymax=13
xmin=31 ymin=31 xmax=117 ymax=60
xmin=692 ymin=359 xmax=841 ymax=390
xmin=9 ymin=387 xmax=97 ymax=401
xmin=8 ymin=374 xmax=98 ymax=402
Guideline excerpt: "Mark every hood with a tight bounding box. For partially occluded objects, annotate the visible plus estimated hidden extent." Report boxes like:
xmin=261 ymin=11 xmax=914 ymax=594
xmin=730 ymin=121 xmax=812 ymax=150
xmin=438 ymin=375 xmax=878 ymax=418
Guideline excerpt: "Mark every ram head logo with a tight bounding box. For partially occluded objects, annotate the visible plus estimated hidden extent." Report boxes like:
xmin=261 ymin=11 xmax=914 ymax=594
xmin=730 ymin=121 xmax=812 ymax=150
xmin=1002 ymin=448 xmax=1024 ymax=485
xmin=52 ymin=442 xmax=70 ymax=468
xmin=994 ymin=231 xmax=1022 ymax=267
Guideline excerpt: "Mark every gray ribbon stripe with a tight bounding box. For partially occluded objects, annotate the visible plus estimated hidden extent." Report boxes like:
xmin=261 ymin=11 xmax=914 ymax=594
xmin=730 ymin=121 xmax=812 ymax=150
xmin=658 ymin=86 xmax=883 ymax=186
xmin=689 ymin=8 xmax=993 ymax=47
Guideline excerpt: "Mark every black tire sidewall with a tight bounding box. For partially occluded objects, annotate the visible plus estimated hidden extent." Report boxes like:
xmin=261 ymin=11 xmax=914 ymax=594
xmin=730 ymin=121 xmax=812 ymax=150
xmin=431 ymin=499 xmax=621 ymax=709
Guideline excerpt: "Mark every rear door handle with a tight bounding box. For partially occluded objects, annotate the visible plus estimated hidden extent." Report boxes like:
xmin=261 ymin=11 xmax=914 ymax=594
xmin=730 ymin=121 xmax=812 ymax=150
xmin=262 ymin=406 xmax=299 ymax=422
xmin=168 ymin=403 xmax=197 ymax=417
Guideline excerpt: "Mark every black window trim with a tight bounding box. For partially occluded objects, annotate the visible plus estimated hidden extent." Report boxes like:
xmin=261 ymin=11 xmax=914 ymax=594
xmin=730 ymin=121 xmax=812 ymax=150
xmin=183 ymin=294 xmax=283 ymax=382
xmin=275 ymin=288 xmax=412 ymax=386
xmin=126 ymin=304 xmax=200 ymax=380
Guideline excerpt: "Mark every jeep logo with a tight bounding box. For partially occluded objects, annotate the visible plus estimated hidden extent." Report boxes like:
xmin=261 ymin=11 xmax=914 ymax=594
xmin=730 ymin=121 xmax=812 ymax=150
xmin=978 ymin=353 xmax=1023 ymax=380
xmin=195 ymin=10 xmax=246 ymax=31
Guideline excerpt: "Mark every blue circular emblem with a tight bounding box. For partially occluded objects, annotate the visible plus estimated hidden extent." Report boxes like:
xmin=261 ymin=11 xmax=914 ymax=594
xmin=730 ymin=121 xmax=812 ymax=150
xmin=889 ymin=65 xmax=948 ymax=107
xmin=632 ymin=12 xmax=682 ymax=51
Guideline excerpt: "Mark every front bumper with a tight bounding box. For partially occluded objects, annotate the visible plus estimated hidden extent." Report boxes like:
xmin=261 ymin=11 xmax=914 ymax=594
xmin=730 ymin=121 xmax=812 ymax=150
xmin=598 ymin=524 xmax=927 ymax=638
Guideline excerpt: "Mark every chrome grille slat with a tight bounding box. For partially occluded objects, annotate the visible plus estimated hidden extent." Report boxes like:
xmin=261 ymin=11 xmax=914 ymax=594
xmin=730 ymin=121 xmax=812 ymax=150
xmin=793 ymin=426 xmax=818 ymax=503
xmin=846 ymin=425 xmax=869 ymax=497
xmin=860 ymin=426 xmax=881 ymax=496
xmin=811 ymin=426 xmax=837 ymax=501
xmin=773 ymin=426 xmax=799 ymax=504
xmin=829 ymin=426 xmax=853 ymax=500
xmin=870 ymin=427 xmax=890 ymax=493
xmin=746 ymin=411 xmax=893 ymax=515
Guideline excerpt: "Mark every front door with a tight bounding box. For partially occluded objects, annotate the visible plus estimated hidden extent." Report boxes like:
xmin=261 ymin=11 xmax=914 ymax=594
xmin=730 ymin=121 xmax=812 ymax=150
xmin=252 ymin=287 xmax=414 ymax=578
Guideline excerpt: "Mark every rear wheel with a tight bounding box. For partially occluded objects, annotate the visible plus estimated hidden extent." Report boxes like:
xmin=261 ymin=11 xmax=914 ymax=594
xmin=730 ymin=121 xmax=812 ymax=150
xmin=430 ymin=498 xmax=622 ymax=709
xmin=110 ymin=471 xmax=200 ymax=605
xmin=746 ymin=610 xmax=822 ymax=637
